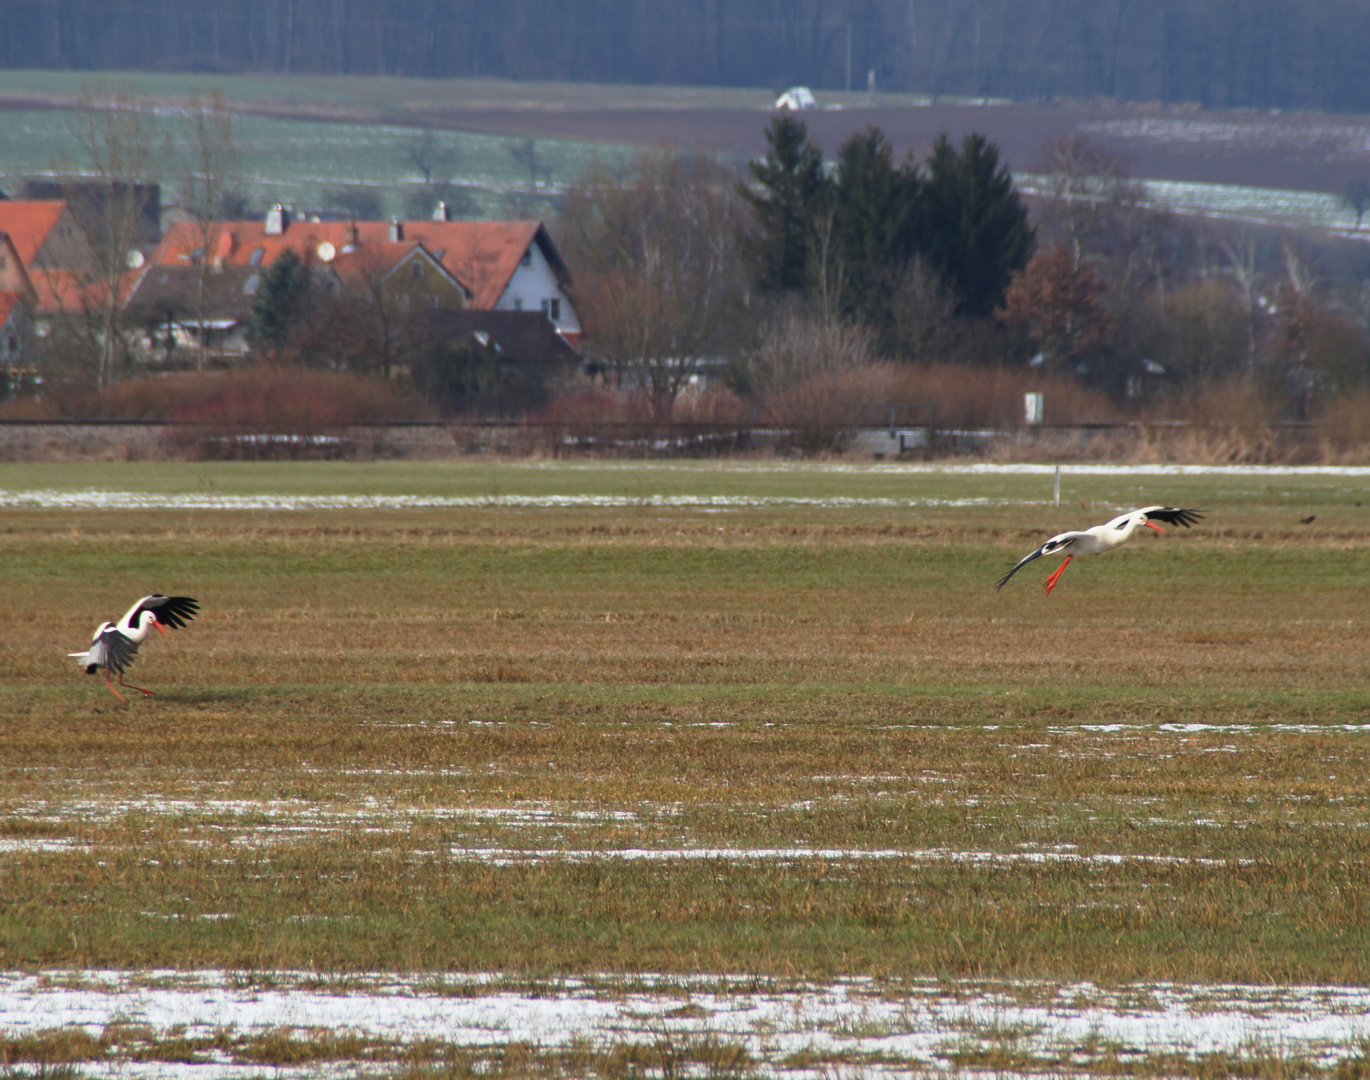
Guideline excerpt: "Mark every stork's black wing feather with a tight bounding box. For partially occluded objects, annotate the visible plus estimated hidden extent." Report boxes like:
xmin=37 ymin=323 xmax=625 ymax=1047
xmin=87 ymin=626 xmax=140 ymax=675
xmin=134 ymin=595 xmax=200 ymax=630
xmin=996 ymin=535 xmax=1079 ymax=591
xmin=1144 ymin=507 xmax=1204 ymax=529
xmin=996 ymin=545 xmax=1047 ymax=591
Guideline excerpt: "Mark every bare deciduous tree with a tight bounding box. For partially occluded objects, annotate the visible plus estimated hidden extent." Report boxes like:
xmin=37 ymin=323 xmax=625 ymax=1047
xmin=1217 ymin=229 xmax=1262 ymax=375
xmin=1342 ymin=178 xmax=1370 ymax=230
xmin=558 ymin=151 xmax=748 ymax=418
xmin=178 ymin=89 xmax=242 ymax=371
xmin=62 ymin=80 xmax=167 ymax=388
xmin=404 ymin=129 xmax=458 ymax=187
xmin=805 ymin=202 xmax=849 ymax=326
xmin=1038 ymin=135 xmax=1142 ymax=268
xmin=888 ymin=257 xmax=960 ymax=362
xmin=509 ymin=138 xmax=551 ymax=192
xmin=740 ymin=306 xmax=876 ymax=451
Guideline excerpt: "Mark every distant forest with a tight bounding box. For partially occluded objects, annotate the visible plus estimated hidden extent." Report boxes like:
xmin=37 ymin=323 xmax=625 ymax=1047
xmin=5 ymin=1 xmax=1370 ymax=114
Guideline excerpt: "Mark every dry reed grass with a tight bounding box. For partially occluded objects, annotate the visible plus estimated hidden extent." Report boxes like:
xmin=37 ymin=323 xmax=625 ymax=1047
xmin=0 ymin=368 xmax=429 ymax=426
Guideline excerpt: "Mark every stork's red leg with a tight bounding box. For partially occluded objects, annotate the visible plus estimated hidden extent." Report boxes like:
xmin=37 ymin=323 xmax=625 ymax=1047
xmin=104 ymin=677 xmax=131 ymax=705
xmin=1043 ymin=555 xmax=1073 ymax=594
xmin=117 ymin=673 xmax=155 ymax=698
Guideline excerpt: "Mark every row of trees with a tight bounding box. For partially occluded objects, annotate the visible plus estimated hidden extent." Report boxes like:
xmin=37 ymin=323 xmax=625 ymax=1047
xmin=557 ymin=120 xmax=1033 ymax=418
xmin=6 ymin=1 xmax=1370 ymax=113
xmin=20 ymin=83 xmax=1370 ymax=435
xmin=556 ymin=118 xmax=1370 ymax=428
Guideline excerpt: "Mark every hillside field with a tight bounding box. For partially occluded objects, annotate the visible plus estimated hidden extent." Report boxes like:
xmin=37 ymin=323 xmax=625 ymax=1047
xmin=4 ymin=70 xmax=1370 ymax=233
xmin=0 ymin=460 xmax=1367 ymax=1078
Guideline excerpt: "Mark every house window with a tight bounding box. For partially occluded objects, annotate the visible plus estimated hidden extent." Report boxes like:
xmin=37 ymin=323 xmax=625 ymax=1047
xmin=249 ymin=247 xmax=266 ymax=266
xmin=520 ymin=248 xmax=532 ymax=268
xmin=541 ymin=298 xmax=560 ymax=320
xmin=412 ymin=261 xmax=423 ymax=279
xmin=513 ymin=297 xmax=523 ymax=311
xmin=243 ymin=275 xmax=260 ymax=295
xmin=428 ymin=294 xmax=438 ymax=308
xmin=399 ymin=294 xmax=410 ymax=311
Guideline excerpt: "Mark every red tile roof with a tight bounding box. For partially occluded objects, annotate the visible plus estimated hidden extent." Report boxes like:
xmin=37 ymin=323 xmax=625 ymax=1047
xmin=0 ymin=201 xmax=68 ymax=267
xmin=151 ymin=219 xmax=550 ymax=310
xmin=29 ymin=269 xmax=96 ymax=315
xmin=0 ymin=291 xmax=23 ymax=327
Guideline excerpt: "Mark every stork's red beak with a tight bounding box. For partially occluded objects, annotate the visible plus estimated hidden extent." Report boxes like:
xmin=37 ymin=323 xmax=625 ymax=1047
xmin=1144 ymin=521 xmax=1165 ymax=533
xmin=153 ymin=619 xmax=170 ymax=636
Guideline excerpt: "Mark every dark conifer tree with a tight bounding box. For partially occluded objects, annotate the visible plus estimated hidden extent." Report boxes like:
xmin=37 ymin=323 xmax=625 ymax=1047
xmin=919 ymin=133 xmax=1034 ymax=319
xmin=830 ymin=127 xmax=921 ymax=324
xmin=741 ymin=115 xmax=829 ymax=293
xmin=248 ymin=249 xmax=312 ymax=352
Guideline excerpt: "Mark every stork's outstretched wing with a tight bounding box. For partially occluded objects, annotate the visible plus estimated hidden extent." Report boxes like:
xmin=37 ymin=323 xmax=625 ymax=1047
xmin=84 ymin=626 xmax=140 ymax=675
xmin=129 ymin=595 xmax=200 ymax=630
xmin=1139 ymin=507 xmax=1204 ymax=529
xmin=996 ymin=534 xmax=1079 ymax=591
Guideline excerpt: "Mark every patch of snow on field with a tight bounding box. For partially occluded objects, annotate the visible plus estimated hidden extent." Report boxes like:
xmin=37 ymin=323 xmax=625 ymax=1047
xmin=4 ymin=461 xmax=1370 ymax=510
xmin=1 ymin=971 xmax=1368 ymax=1080
xmin=1056 ymin=723 xmax=1370 ymax=735
xmin=0 ymin=489 xmax=1024 ymax=511
xmin=439 ymin=845 xmax=1252 ymax=868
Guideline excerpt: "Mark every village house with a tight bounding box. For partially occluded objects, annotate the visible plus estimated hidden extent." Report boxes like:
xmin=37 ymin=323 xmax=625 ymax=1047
xmin=127 ymin=232 xmax=470 ymax=366
xmin=136 ymin=202 xmax=586 ymax=349
xmin=422 ymin=308 xmax=586 ymax=413
xmin=0 ymin=232 xmax=37 ymax=383
xmin=0 ymin=200 xmax=99 ymax=278
xmin=0 ymin=200 xmax=105 ymax=317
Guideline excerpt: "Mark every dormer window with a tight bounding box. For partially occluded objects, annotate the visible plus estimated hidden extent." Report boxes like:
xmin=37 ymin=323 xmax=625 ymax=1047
xmin=249 ymin=247 xmax=266 ymax=266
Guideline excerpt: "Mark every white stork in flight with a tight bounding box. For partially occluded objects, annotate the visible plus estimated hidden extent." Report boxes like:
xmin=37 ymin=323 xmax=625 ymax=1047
xmin=70 ymin=595 xmax=199 ymax=702
xmin=996 ymin=507 xmax=1203 ymax=594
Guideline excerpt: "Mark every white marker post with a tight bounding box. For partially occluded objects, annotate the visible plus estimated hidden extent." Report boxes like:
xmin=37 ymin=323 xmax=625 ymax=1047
xmin=1054 ymin=465 xmax=1061 ymax=508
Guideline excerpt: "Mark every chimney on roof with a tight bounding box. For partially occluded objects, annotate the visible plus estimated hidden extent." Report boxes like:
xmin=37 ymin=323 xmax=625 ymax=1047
xmin=432 ymin=201 xmax=451 ymax=222
xmin=343 ymin=221 xmax=360 ymax=252
xmin=389 ymin=219 xmax=404 ymax=243
xmin=265 ymin=204 xmax=289 ymax=236
xmin=212 ymin=230 xmax=234 ymax=270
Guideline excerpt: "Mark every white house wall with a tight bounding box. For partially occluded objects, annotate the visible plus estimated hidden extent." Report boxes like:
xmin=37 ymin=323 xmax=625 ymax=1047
xmin=494 ymin=240 xmax=582 ymax=335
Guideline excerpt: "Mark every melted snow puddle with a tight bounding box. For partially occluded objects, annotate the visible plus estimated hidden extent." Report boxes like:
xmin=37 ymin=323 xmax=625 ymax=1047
xmin=1054 ymin=723 xmax=1370 ymax=735
xmin=438 ymin=845 xmax=1252 ymax=868
xmin=2 ymin=970 xmax=1368 ymax=1080
xmin=10 ymin=796 xmax=644 ymax=830
xmin=0 ymin=489 xmax=1024 ymax=511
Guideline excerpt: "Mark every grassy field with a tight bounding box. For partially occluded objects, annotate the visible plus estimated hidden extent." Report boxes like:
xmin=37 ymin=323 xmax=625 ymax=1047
xmin=0 ymin=106 xmax=624 ymax=220
xmin=1 ymin=460 xmax=1368 ymax=1077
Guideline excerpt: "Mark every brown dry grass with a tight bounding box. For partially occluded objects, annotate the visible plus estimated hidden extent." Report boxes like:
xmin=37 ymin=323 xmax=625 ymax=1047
xmin=1 ymin=498 xmax=1368 ymax=982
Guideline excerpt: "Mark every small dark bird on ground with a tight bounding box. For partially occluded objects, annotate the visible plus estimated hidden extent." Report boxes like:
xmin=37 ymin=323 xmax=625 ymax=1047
xmin=69 ymin=595 xmax=199 ymax=703
xmin=1300 ymin=515 xmax=1317 ymax=524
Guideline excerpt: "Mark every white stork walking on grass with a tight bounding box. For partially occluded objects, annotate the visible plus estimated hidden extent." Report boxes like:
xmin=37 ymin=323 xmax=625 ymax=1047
xmin=69 ymin=595 xmax=199 ymax=702
xmin=996 ymin=507 xmax=1203 ymax=594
